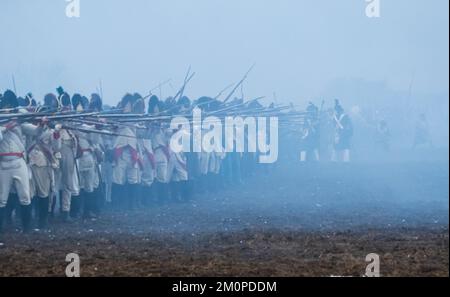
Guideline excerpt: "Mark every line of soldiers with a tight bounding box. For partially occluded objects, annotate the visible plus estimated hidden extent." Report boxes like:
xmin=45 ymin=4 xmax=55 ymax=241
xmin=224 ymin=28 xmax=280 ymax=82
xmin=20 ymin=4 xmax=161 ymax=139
xmin=0 ymin=86 xmax=358 ymax=237
xmin=0 ymin=89 xmax=264 ymax=235
xmin=299 ymin=100 xmax=354 ymax=162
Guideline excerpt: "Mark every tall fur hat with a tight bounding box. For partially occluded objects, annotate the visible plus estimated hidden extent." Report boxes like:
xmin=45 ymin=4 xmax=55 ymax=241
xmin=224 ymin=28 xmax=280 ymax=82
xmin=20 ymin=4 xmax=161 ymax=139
xmin=0 ymin=90 xmax=18 ymax=109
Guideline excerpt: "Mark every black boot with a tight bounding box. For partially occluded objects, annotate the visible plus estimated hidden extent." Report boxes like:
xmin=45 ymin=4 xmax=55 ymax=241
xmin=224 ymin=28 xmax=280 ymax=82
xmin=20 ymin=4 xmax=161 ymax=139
xmin=21 ymin=204 xmax=32 ymax=233
xmin=117 ymin=185 xmax=124 ymax=210
xmin=155 ymin=182 xmax=163 ymax=204
xmin=173 ymin=182 xmax=182 ymax=202
xmin=130 ymin=185 xmax=139 ymax=210
xmin=49 ymin=194 xmax=57 ymax=221
xmin=142 ymin=185 xmax=152 ymax=207
xmin=70 ymin=193 xmax=82 ymax=219
xmin=38 ymin=198 xmax=49 ymax=230
xmin=0 ymin=207 xmax=5 ymax=234
xmin=61 ymin=211 xmax=72 ymax=223
xmin=5 ymin=194 xmax=18 ymax=226
xmin=111 ymin=183 xmax=120 ymax=210
xmin=161 ymin=182 xmax=169 ymax=204
xmin=83 ymin=192 xmax=95 ymax=219
xmin=180 ymin=181 xmax=190 ymax=202
xmin=151 ymin=183 xmax=159 ymax=205
xmin=92 ymin=187 xmax=102 ymax=216
xmin=168 ymin=182 xmax=176 ymax=202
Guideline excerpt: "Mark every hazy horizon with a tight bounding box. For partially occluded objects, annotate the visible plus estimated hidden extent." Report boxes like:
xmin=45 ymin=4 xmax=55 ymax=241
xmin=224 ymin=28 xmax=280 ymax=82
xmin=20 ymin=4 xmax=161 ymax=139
xmin=0 ymin=0 xmax=448 ymax=108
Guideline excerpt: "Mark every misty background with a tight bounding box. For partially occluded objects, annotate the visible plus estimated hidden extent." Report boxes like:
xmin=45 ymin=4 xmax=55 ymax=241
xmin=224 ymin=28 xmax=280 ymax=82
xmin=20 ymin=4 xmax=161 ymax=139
xmin=0 ymin=0 xmax=449 ymax=148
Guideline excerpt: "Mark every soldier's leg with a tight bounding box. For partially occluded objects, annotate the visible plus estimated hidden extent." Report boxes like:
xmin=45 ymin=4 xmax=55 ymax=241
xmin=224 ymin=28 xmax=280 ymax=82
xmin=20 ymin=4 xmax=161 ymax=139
xmin=331 ymin=149 xmax=338 ymax=162
xmin=91 ymin=168 xmax=103 ymax=216
xmin=153 ymin=150 xmax=169 ymax=205
xmin=37 ymin=197 xmax=50 ymax=229
xmin=5 ymin=193 xmax=18 ymax=226
xmin=71 ymin=192 xmax=82 ymax=219
xmin=314 ymin=149 xmax=320 ymax=162
xmin=0 ymin=164 xmax=14 ymax=234
xmin=82 ymin=168 xmax=97 ymax=219
xmin=112 ymin=158 xmax=128 ymax=210
xmin=83 ymin=191 xmax=96 ymax=219
xmin=0 ymin=188 xmax=10 ymax=235
xmin=0 ymin=207 xmax=4 ymax=236
xmin=111 ymin=183 xmax=121 ymax=210
xmin=60 ymin=189 xmax=72 ymax=222
xmin=343 ymin=149 xmax=350 ymax=162
xmin=13 ymin=163 xmax=32 ymax=233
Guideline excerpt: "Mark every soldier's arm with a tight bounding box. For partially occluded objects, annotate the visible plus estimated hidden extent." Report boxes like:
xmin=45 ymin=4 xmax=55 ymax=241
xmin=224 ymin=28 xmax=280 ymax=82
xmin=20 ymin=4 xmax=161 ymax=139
xmin=0 ymin=126 xmax=4 ymax=142
xmin=20 ymin=122 xmax=44 ymax=136
xmin=52 ymin=126 xmax=62 ymax=151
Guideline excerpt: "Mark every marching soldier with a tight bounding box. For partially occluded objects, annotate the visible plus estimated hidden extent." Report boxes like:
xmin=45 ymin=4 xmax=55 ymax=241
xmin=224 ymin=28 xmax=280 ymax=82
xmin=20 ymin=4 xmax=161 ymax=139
xmin=148 ymin=96 xmax=170 ymax=203
xmin=56 ymin=111 xmax=80 ymax=221
xmin=413 ymin=113 xmax=433 ymax=149
xmin=88 ymin=93 xmax=106 ymax=216
xmin=375 ymin=119 xmax=390 ymax=152
xmin=0 ymin=90 xmax=44 ymax=233
xmin=27 ymin=114 xmax=62 ymax=228
xmin=300 ymin=102 xmax=320 ymax=162
xmin=138 ymin=126 xmax=155 ymax=206
xmin=111 ymin=94 xmax=142 ymax=210
xmin=332 ymin=100 xmax=353 ymax=162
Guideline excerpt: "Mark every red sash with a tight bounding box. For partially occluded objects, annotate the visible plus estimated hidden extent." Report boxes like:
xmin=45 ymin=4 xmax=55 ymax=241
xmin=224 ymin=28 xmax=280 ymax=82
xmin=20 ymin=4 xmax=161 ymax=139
xmin=114 ymin=145 xmax=143 ymax=169
xmin=0 ymin=152 xmax=24 ymax=158
xmin=145 ymin=150 xmax=156 ymax=169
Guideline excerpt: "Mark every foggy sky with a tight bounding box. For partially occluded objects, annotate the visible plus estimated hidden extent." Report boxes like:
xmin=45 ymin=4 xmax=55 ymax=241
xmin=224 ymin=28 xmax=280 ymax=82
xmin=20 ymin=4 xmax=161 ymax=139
xmin=0 ymin=0 xmax=448 ymax=107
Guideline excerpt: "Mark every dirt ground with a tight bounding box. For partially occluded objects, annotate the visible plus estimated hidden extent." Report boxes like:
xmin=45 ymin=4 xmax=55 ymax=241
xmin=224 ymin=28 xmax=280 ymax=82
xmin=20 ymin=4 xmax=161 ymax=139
xmin=0 ymin=161 xmax=448 ymax=277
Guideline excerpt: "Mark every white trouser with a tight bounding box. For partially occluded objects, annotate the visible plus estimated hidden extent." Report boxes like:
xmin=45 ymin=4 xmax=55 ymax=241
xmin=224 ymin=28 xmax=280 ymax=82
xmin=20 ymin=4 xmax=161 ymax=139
xmin=167 ymin=152 xmax=188 ymax=182
xmin=0 ymin=158 xmax=32 ymax=208
xmin=141 ymin=155 xmax=155 ymax=187
xmin=30 ymin=165 xmax=54 ymax=198
xmin=112 ymin=150 xmax=140 ymax=185
xmin=154 ymin=148 xmax=169 ymax=183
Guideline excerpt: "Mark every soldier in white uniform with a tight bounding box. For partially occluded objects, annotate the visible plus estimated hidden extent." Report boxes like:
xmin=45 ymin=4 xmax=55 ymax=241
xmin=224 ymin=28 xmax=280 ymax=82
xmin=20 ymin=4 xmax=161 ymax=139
xmin=138 ymin=127 xmax=155 ymax=206
xmin=27 ymin=109 xmax=62 ymax=229
xmin=148 ymin=96 xmax=170 ymax=203
xmin=111 ymin=94 xmax=142 ymax=210
xmin=151 ymin=123 xmax=170 ymax=203
xmin=166 ymin=126 xmax=189 ymax=202
xmin=53 ymin=91 xmax=79 ymax=221
xmin=0 ymin=90 xmax=43 ymax=233
xmin=332 ymin=100 xmax=353 ymax=162
xmin=87 ymin=94 xmax=106 ymax=216
xmin=75 ymin=125 xmax=102 ymax=218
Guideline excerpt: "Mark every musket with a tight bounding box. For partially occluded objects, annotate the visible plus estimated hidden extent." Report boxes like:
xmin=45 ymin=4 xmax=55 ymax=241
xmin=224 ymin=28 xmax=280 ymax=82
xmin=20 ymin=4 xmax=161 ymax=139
xmin=173 ymin=71 xmax=196 ymax=101
xmin=206 ymin=96 xmax=265 ymax=116
xmin=173 ymin=66 xmax=191 ymax=101
xmin=223 ymin=64 xmax=255 ymax=103
xmin=149 ymin=79 xmax=172 ymax=96
xmin=65 ymin=118 xmax=145 ymax=130
xmin=214 ymin=83 xmax=235 ymax=100
xmin=44 ymin=112 xmax=101 ymax=121
xmin=114 ymin=114 xmax=177 ymax=123
xmin=99 ymin=79 xmax=104 ymax=99
xmin=60 ymin=125 xmax=145 ymax=139
xmin=12 ymin=75 xmax=17 ymax=94
xmin=0 ymin=110 xmax=57 ymax=122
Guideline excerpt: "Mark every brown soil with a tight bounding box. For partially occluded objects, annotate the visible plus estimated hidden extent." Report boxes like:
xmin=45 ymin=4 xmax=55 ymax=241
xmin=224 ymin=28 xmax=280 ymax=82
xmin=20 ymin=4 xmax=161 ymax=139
xmin=0 ymin=162 xmax=448 ymax=277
